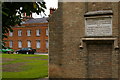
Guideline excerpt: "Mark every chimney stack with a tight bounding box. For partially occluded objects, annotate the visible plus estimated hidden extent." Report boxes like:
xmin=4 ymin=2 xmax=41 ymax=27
xmin=22 ymin=12 xmax=33 ymax=21
xmin=50 ymin=8 xmax=56 ymax=15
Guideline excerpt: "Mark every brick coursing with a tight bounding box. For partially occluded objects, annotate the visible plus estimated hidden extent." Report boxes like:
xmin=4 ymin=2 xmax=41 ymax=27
xmin=4 ymin=23 xmax=48 ymax=53
xmin=49 ymin=2 xmax=120 ymax=78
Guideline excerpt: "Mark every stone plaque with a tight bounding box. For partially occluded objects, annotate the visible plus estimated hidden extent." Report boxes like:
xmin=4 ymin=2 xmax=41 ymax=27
xmin=85 ymin=17 xmax=112 ymax=36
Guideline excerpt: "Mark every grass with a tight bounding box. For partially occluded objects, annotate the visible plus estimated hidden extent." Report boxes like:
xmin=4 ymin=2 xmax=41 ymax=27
xmin=2 ymin=54 xmax=48 ymax=79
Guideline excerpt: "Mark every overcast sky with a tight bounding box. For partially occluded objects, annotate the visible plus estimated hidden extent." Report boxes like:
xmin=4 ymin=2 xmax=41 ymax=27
xmin=32 ymin=0 xmax=58 ymax=18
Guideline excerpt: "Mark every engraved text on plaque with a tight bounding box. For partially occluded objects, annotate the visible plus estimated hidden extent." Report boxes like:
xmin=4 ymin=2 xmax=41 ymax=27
xmin=85 ymin=17 xmax=112 ymax=36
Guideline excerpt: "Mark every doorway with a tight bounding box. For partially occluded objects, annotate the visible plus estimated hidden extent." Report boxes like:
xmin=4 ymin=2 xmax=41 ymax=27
xmin=87 ymin=41 xmax=112 ymax=78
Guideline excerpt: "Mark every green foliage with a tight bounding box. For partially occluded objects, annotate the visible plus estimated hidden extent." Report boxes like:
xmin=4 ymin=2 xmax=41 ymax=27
xmin=2 ymin=2 xmax=46 ymax=48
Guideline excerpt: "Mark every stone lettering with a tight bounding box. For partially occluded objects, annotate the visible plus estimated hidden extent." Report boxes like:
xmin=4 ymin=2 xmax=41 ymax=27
xmin=85 ymin=17 xmax=112 ymax=36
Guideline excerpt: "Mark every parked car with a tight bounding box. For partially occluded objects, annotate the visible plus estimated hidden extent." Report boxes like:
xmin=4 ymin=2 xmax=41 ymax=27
xmin=16 ymin=48 xmax=36 ymax=54
xmin=0 ymin=48 xmax=14 ymax=54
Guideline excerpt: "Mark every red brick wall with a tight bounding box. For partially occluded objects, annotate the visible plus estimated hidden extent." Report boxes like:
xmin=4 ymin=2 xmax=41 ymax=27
xmin=4 ymin=23 xmax=48 ymax=53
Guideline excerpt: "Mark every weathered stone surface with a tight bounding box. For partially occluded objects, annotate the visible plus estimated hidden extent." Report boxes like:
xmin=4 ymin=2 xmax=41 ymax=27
xmin=85 ymin=17 xmax=112 ymax=36
xmin=49 ymin=2 xmax=120 ymax=78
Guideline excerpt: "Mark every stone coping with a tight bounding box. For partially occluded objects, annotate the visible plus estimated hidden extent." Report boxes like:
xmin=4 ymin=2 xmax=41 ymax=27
xmin=84 ymin=10 xmax=113 ymax=17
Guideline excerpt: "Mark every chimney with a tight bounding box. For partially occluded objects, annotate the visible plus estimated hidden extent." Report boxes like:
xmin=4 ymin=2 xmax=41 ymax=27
xmin=23 ymin=13 xmax=26 ymax=17
xmin=22 ymin=12 xmax=33 ymax=21
xmin=50 ymin=8 xmax=56 ymax=15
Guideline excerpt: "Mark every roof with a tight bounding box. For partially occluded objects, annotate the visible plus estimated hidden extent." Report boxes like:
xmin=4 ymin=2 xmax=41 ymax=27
xmin=21 ymin=17 xmax=48 ymax=24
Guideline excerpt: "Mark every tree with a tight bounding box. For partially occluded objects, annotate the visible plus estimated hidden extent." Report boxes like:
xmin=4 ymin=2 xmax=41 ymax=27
xmin=1 ymin=1 xmax=46 ymax=48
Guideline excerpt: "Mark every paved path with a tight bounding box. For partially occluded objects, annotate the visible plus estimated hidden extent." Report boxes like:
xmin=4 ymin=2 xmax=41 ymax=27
xmin=34 ymin=53 xmax=48 ymax=55
xmin=35 ymin=78 xmax=49 ymax=80
xmin=13 ymin=52 xmax=48 ymax=55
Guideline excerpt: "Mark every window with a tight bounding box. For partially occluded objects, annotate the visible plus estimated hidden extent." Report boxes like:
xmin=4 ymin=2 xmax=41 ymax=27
xmin=27 ymin=30 xmax=31 ymax=36
xmin=9 ymin=41 xmax=13 ymax=48
xmin=46 ymin=28 xmax=48 ymax=36
xmin=27 ymin=40 xmax=31 ymax=47
xmin=46 ymin=40 xmax=48 ymax=49
xmin=9 ymin=31 xmax=13 ymax=37
xmin=18 ymin=41 xmax=22 ymax=48
xmin=36 ymin=40 xmax=40 ymax=48
xmin=36 ymin=29 xmax=41 ymax=36
xmin=18 ymin=30 xmax=22 ymax=36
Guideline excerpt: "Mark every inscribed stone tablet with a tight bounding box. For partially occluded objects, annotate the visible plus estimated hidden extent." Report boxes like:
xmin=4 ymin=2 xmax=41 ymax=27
xmin=85 ymin=17 xmax=112 ymax=36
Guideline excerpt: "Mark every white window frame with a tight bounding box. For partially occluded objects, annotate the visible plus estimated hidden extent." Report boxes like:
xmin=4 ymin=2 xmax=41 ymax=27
xmin=9 ymin=31 xmax=13 ymax=37
xmin=46 ymin=28 xmax=48 ymax=36
xmin=18 ymin=41 xmax=22 ymax=48
xmin=36 ymin=29 xmax=41 ymax=36
xmin=9 ymin=41 xmax=13 ymax=48
xmin=36 ymin=40 xmax=40 ymax=48
xmin=18 ymin=30 xmax=22 ymax=36
xmin=27 ymin=40 xmax=31 ymax=47
xmin=46 ymin=40 xmax=48 ymax=49
xmin=27 ymin=30 xmax=31 ymax=36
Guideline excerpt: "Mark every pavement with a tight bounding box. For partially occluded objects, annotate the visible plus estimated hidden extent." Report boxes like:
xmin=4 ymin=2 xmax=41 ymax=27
xmin=34 ymin=53 xmax=48 ymax=55
xmin=35 ymin=78 xmax=48 ymax=80
xmin=13 ymin=52 xmax=48 ymax=55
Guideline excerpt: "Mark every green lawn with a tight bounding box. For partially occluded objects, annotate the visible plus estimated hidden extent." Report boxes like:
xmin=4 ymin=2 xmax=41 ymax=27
xmin=2 ymin=54 xmax=48 ymax=79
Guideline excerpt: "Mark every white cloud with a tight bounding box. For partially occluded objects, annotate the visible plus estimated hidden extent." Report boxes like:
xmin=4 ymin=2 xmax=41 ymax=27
xmin=33 ymin=0 xmax=58 ymax=18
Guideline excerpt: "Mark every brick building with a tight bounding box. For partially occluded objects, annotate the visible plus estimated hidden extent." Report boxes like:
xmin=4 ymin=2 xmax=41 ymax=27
xmin=4 ymin=17 xmax=48 ymax=53
xmin=49 ymin=2 xmax=120 ymax=79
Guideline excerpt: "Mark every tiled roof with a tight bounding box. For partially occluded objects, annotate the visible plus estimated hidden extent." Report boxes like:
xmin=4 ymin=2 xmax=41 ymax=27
xmin=22 ymin=17 xmax=48 ymax=24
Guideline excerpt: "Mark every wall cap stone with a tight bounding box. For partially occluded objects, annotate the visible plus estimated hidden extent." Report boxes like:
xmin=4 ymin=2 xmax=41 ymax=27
xmin=84 ymin=10 xmax=113 ymax=17
xmin=79 ymin=38 xmax=118 ymax=49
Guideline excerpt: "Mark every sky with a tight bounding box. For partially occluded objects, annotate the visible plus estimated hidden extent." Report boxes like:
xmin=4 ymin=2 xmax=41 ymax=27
xmin=32 ymin=0 xmax=58 ymax=18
